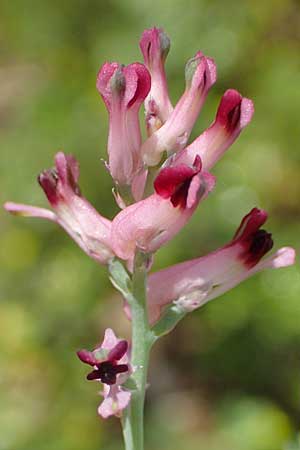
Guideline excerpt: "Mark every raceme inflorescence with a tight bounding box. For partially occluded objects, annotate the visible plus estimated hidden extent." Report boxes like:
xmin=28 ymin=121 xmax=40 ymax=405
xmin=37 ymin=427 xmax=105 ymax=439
xmin=4 ymin=27 xmax=296 ymax=450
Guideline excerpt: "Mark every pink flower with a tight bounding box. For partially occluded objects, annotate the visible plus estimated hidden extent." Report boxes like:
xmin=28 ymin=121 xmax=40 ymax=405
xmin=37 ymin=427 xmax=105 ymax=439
xmin=147 ymin=208 xmax=296 ymax=324
xmin=141 ymin=51 xmax=217 ymax=166
xmin=111 ymin=157 xmax=215 ymax=261
xmin=173 ymin=89 xmax=254 ymax=170
xmin=139 ymin=27 xmax=173 ymax=135
xmin=77 ymin=328 xmax=131 ymax=419
xmin=4 ymin=152 xmax=114 ymax=264
xmin=97 ymin=62 xmax=151 ymax=200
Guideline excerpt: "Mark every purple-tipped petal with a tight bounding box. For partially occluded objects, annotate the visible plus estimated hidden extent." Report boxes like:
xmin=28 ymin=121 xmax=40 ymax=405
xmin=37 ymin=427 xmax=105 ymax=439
xmin=174 ymin=89 xmax=254 ymax=170
xmin=97 ymin=62 xmax=150 ymax=197
xmin=111 ymin=162 xmax=215 ymax=261
xmin=5 ymin=153 xmax=114 ymax=265
xmin=141 ymin=52 xmax=217 ymax=167
xmin=232 ymin=207 xmax=267 ymax=242
xmin=140 ymin=27 xmax=173 ymax=133
xmin=147 ymin=208 xmax=295 ymax=324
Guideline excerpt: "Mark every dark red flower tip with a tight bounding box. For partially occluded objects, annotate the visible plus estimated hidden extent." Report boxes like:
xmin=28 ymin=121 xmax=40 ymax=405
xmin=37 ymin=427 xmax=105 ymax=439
xmin=96 ymin=62 xmax=120 ymax=109
xmin=107 ymin=340 xmax=128 ymax=362
xmin=241 ymin=229 xmax=273 ymax=268
xmin=125 ymin=63 xmax=151 ymax=109
xmin=38 ymin=153 xmax=80 ymax=207
xmin=87 ymin=361 xmax=129 ymax=385
xmin=154 ymin=157 xmax=202 ymax=208
xmin=216 ymin=89 xmax=242 ymax=132
xmin=77 ymin=349 xmax=98 ymax=366
xmin=232 ymin=208 xmax=268 ymax=243
xmin=231 ymin=208 xmax=274 ymax=268
xmin=38 ymin=169 xmax=59 ymax=206
xmin=55 ymin=153 xmax=81 ymax=195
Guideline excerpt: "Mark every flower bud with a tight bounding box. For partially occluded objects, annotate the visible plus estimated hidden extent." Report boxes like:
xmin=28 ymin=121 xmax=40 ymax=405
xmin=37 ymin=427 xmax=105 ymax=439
xmin=140 ymin=27 xmax=173 ymax=134
xmin=141 ymin=52 xmax=217 ymax=167
xmin=174 ymin=89 xmax=254 ymax=170
xmin=97 ymin=62 xmax=151 ymax=199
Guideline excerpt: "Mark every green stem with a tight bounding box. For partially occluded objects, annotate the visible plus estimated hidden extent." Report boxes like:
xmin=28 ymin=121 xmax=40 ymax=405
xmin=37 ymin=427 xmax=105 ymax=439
xmin=121 ymin=252 xmax=155 ymax=450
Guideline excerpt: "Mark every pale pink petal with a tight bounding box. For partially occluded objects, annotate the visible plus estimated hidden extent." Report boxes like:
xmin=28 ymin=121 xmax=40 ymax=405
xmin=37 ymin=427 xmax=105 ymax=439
xmin=130 ymin=167 xmax=148 ymax=203
xmin=252 ymin=247 xmax=296 ymax=271
xmin=101 ymin=328 xmax=119 ymax=351
xmin=4 ymin=202 xmax=57 ymax=221
xmin=98 ymin=385 xmax=131 ymax=419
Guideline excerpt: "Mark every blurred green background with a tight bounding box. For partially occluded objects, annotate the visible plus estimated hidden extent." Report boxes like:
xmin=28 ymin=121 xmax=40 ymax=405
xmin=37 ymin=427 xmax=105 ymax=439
xmin=1 ymin=0 xmax=300 ymax=449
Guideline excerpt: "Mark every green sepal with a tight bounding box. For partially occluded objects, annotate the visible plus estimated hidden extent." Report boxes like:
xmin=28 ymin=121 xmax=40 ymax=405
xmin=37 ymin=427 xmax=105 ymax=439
xmin=151 ymin=303 xmax=187 ymax=338
xmin=122 ymin=376 xmax=138 ymax=392
xmin=108 ymin=258 xmax=133 ymax=301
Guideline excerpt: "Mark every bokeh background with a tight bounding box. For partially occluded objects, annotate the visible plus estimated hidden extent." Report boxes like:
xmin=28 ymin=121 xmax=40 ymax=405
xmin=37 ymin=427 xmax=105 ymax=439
xmin=1 ymin=0 xmax=300 ymax=449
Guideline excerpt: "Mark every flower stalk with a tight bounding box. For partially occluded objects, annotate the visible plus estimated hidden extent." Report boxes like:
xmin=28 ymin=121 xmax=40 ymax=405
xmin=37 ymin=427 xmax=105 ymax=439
xmin=121 ymin=251 xmax=155 ymax=450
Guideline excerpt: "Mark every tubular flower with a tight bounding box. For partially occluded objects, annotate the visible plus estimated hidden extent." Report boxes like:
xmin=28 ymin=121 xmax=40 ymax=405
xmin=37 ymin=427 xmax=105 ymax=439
xmin=77 ymin=328 xmax=131 ymax=419
xmin=147 ymin=208 xmax=296 ymax=324
xmin=139 ymin=27 xmax=173 ymax=135
xmin=4 ymin=152 xmax=114 ymax=264
xmin=173 ymin=89 xmax=254 ymax=170
xmin=141 ymin=51 xmax=217 ymax=167
xmin=97 ymin=62 xmax=151 ymax=200
xmin=111 ymin=157 xmax=215 ymax=261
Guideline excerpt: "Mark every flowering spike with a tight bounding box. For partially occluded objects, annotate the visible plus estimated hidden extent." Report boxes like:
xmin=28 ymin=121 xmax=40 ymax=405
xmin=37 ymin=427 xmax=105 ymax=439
xmin=141 ymin=51 xmax=217 ymax=167
xmin=147 ymin=208 xmax=295 ymax=324
xmin=174 ymin=89 xmax=254 ymax=170
xmin=5 ymin=152 xmax=114 ymax=265
xmin=111 ymin=160 xmax=215 ymax=261
xmin=77 ymin=329 xmax=131 ymax=418
xmin=97 ymin=62 xmax=151 ymax=200
xmin=140 ymin=27 xmax=173 ymax=134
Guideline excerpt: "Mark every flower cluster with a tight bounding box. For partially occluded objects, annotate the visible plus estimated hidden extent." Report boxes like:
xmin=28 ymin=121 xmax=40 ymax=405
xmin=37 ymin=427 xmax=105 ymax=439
xmin=4 ymin=27 xmax=296 ymax=418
